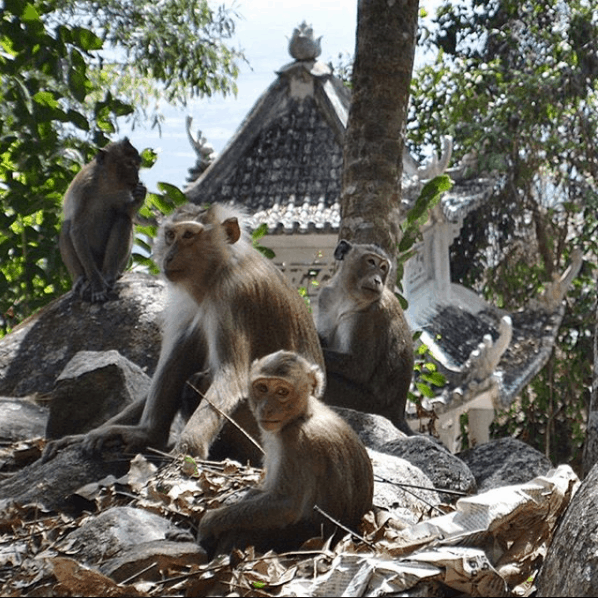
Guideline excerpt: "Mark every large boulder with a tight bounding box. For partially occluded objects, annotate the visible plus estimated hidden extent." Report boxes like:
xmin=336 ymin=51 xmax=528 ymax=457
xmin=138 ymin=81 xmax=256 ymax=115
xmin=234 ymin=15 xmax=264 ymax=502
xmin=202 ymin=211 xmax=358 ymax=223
xmin=0 ymin=272 xmax=165 ymax=397
xmin=46 ymin=350 xmax=151 ymax=439
xmin=381 ymin=434 xmax=477 ymax=499
xmin=334 ymin=406 xmax=407 ymax=450
xmin=535 ymin=462 xmax=598 ymax=596
xmin=458 ymin=437 xmax=553 ymax=492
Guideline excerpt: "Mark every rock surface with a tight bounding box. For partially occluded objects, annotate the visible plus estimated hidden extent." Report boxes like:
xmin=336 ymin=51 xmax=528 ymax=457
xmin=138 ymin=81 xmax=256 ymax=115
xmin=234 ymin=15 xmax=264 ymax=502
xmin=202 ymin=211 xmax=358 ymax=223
xmin=46 ymin=350 xmax=151 ymax=439
xmin=535 ymin=461 xmax=598 ymax=596
xmin=0 ymin=272 xmax=164 ymax=397
xmin=458 ymin=436 xmax=553 ymax=491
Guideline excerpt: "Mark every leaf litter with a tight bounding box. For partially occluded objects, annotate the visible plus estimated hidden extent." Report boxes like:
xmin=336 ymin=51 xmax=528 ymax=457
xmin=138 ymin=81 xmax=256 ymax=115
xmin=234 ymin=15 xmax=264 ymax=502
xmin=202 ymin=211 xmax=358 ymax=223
xmin=0 ymin=438 xmax=580 ymax=597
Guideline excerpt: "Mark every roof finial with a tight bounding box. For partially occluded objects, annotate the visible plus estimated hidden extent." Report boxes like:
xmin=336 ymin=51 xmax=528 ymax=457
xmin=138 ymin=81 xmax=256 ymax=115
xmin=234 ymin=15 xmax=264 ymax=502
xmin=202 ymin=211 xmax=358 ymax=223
xmin=288 ymin=21 xmax=322 ymax=61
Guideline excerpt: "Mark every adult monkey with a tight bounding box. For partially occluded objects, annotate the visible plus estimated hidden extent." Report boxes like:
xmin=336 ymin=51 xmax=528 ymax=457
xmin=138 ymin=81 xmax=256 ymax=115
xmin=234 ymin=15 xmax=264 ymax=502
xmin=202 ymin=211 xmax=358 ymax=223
xmin=45 ymin=203 xmax=324 ymax=460
xmin=59 ymin=137 xmax=146 ymax=303
xmin=198 ymin=350 xmax=374 ymax=556
xmin=317 ymin=239 xmax=415 ymax=435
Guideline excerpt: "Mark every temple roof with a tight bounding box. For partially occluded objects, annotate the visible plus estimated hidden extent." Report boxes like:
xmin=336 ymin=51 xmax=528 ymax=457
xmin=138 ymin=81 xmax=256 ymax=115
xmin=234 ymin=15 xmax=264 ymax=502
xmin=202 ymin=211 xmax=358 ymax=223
xmin=186 ymin=57 xmax=348 ymax=233
xmin=185 ymin=25 xmax=484 ymax=233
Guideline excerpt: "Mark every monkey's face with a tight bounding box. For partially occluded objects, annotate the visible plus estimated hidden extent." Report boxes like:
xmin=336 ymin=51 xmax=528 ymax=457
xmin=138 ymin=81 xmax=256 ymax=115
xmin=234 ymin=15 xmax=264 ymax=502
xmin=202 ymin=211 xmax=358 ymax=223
xmin=159 ymin=221 xmax=208 ymax=283
xmin=250 ymin=377 xmax=307 ymax=433
xmin=348 ymin=252 xmax=389 ymax=301
xmin=112 ymin=140 xmax=142 ymax=187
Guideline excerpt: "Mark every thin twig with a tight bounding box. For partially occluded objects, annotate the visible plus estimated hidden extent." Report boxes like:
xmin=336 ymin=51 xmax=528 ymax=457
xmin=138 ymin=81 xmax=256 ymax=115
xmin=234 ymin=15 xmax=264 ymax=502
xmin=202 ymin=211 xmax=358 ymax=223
xmin=186 ymin=381 xmax=264 ymax=455
xmin=120 ymin=562 xmax=158 ymax=586
xmin=374 ymin=475 xmax=468 ymax=496
xmin=313 ymin=505 xmax=376 ymax=549
xmin=146 ymin=446 xmax=177 ymax=460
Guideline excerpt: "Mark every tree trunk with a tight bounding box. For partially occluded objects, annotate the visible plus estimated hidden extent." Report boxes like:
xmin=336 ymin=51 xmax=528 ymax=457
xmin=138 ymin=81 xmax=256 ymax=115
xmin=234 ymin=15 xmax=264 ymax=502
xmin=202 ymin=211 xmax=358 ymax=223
xmin=582 ymin=298 xmax=598 ymax=477
xmin=339 ymin=0 xmax=419 ymax=259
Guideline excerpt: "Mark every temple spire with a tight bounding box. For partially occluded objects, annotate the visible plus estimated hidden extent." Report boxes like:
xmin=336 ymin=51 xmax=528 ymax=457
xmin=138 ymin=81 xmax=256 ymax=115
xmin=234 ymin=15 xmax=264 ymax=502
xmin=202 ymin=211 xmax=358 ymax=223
xmin=288 ymin=21 xmax=322 ymax=61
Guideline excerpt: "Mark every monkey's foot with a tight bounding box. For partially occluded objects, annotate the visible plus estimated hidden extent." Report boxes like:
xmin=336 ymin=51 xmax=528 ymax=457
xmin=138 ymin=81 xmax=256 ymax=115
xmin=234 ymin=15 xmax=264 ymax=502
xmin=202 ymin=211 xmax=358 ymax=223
xmin=42 ymin=433 xmax=86 ymax=462
xmin=174 ymin=435 xmax=209 ymax=460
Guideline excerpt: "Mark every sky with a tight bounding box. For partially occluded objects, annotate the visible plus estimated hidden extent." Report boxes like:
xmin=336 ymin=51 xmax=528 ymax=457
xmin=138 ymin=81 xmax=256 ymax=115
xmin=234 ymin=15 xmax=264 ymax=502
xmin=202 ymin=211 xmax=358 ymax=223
xmin=122 ymin=0 xmax=440 ymax=193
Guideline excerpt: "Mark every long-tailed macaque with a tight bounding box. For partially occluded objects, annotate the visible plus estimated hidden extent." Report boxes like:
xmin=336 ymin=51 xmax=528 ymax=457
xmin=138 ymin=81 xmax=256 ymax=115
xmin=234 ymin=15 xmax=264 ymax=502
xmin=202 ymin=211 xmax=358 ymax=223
xmin=198 ymin=351 xmax=374 ymax=555
xmin=59 ymin=137 xmax=146 ymax=303
xmin=45 ymin=203 xmax=324 ymax=461
xmin=317 ymin=240 xmax=414 ymax=435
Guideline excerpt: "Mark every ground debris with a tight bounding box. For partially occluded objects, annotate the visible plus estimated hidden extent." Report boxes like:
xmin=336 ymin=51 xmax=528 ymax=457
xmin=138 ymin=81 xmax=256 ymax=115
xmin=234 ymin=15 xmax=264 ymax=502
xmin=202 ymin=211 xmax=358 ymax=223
xmin=0 ymin=439 xmax=580 ymax=597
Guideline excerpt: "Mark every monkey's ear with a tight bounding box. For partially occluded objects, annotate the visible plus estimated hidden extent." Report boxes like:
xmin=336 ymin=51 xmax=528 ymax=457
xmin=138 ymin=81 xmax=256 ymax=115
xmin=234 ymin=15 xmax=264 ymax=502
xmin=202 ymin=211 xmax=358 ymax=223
xmin=222 ymin=217 xmax=241 ymax=244
xmin=334 ymin=240 xmax=352 ymax=261
xmin=310 ymin=364 xmax=325 ymax=399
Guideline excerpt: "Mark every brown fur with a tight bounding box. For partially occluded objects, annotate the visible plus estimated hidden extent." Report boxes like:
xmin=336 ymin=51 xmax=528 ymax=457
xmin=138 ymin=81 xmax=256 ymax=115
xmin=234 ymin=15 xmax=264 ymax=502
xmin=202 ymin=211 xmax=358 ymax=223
xmin=317 ymin=240 xmax=415 ymax=435
xmin=46 ymin=203 xmax=324 ymax=460
xmin=198 ymin=351 xmax=374 ymax=555
xmin=59 ymin=137 xmax=146 ymax=302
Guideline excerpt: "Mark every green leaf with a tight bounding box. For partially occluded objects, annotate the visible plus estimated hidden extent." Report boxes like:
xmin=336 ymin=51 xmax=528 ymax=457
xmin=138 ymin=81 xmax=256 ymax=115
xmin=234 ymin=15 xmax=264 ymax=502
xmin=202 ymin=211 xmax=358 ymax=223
xmin=33 ymin=91 xmax=59 ymax=109
xmin=416 ymin=382 xmax=436 ymax=398
xmin=141 ymin=148 xmax=158 ymax=169
xmin=156 ymin=182 xmax=187 ymax=206
xmin=257 ymin=245 xmax=276 ymax=259
xmin=251 ymin=222 xmax=268 ymax=242
xmin=422 ymin=372 xmax=446 ymax=387
xmin=407 ymin=175 xmax=453 ymax=226
xmin=19 ymin=3 xmax=40 ymax=23
xmin=70 ymin=27 xmax=103 ymax=52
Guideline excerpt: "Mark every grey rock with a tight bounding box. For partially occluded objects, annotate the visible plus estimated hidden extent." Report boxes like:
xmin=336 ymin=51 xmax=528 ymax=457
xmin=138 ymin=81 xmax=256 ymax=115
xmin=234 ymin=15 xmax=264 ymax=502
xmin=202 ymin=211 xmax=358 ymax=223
xmin=0 ymin=395 xmax=47 ymax=441
xmin=458 ymin=437 xmax=553 ymax=492
xmin=0 ymin=443 xmax=129 ymax=510
xmin=0 ymin=272 xmax=164 ymax=397
xmin=100 ymin=539 xmax=207 ymax=583
xmin=381 ymin=434 xmax=477 ymax=500
xmin=335 ymin=406 xmax=407 ymax=451
xmin=46 ymin=349 xmax=151 ymax=439
xmin=60 ymin=506 xmax=188 ymax=564
xmin=535 ymin=462 xmax=597 ymax=596
xmin=369 ymin=449 xmax=441 ymax=525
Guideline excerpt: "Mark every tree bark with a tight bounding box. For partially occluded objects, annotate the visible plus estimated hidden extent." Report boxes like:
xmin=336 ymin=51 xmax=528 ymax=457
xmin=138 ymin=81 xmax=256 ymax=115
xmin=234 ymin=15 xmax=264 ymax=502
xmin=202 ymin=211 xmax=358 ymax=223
xmin=339 ymin=0 xmax=419 ymax=259
xmin=582 ymin=296 xmax=598 ymax=476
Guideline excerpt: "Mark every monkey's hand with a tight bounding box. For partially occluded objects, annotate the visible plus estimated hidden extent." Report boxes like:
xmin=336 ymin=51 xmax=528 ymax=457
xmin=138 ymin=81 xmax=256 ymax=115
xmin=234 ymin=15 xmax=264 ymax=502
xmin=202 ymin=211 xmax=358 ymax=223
xmin=89 ymin=282 xmax=110 ymax=303
xmin=81 ymin=424 xmax=152 ymax=455
xmin=131 ymin=182 xmax=147 ymax=206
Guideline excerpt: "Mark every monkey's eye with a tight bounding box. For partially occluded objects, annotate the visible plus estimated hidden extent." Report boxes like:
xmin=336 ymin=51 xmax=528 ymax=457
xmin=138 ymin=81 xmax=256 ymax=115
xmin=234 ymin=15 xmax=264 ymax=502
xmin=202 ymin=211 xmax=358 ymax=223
xmin=165 ymin=230 xmax=175 ymax=243
xmin=367 ymin=257 xmax=377 ymax=267
xmin=182 ymin=230 xmax=195 ymax=239
xmin=255 ymin=383 xmax=269 ymax=394
xmin=380 ymin=262 xmax=389 ymax=273
xmin=276 ymin=387 xmax=290 ymax=398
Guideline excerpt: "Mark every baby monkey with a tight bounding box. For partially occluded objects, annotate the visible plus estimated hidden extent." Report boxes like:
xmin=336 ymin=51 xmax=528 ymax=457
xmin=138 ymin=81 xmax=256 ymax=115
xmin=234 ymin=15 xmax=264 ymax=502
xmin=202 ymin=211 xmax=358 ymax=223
xmin=198 ymin=350 xmax=374 ymax=556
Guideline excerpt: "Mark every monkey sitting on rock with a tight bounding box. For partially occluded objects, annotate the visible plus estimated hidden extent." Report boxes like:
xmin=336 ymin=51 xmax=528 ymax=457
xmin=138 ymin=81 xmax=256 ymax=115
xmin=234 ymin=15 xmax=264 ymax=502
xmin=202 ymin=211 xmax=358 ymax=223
xmin=44 ymin=202 xmax=324 ymax=463
xmin=59 ymin=137 xmax=146 ymax=303
xmin=198 ymin=350 xmax=374 ymax=556
xmin=317 ymin=239 xmax=415 ymax=435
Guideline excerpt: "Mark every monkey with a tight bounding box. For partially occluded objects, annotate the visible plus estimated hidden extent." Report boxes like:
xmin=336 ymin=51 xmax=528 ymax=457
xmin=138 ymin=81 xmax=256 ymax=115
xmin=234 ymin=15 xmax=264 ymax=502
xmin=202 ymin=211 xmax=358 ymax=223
xmin=198 ymin=350 xmax=374 ymax=556
xmin=44 ymin=203 xmax=324 ymax=462
xmin=59 ymin=137 xmax=146 ymax=303
xmin=316 ymin=239 xmax=415 ymax=435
